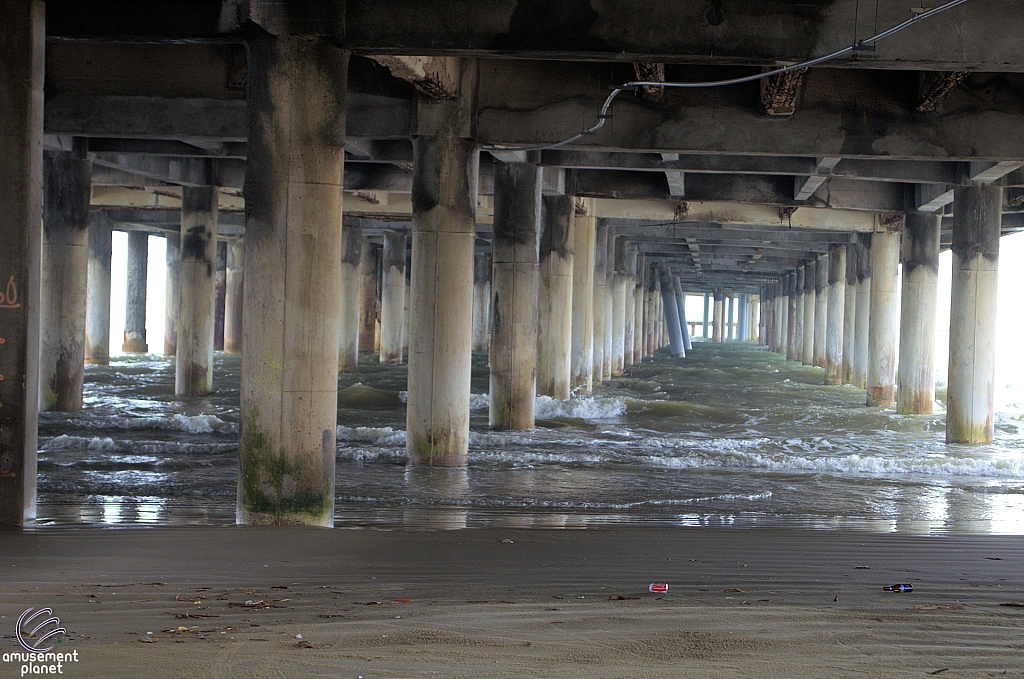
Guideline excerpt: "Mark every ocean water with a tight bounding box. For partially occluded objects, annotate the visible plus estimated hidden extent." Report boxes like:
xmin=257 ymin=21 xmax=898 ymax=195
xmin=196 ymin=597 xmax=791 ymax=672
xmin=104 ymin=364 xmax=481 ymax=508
xmin=34 ymin=341 xmax=1024 ymax=533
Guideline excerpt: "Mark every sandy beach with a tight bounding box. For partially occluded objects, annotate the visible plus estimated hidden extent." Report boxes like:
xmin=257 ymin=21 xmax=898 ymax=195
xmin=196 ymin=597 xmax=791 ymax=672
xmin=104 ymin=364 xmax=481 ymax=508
xmin=1 ymin=527 xmax=1023 ymax=678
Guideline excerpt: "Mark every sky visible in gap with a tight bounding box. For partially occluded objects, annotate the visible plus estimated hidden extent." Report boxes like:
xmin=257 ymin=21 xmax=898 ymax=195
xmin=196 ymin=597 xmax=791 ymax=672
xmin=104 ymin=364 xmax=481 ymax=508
xmin=107 ymin=231 xmax=1024 ymax=412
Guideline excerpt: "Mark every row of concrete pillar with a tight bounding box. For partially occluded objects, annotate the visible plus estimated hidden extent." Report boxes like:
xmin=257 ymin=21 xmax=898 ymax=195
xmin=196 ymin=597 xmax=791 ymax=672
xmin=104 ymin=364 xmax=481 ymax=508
xmin=759 ymin=189 xmax=1001 ymax=445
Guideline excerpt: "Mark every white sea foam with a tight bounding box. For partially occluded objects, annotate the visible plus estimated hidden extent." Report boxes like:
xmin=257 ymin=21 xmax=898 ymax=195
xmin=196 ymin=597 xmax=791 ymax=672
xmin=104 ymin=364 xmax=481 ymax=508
xmin=59 ymin=413 xmax=237 ymax=434
xmin=535 ymin=395 xmax=627 ymax=420
xmin=40 ymin=435 xmax=235 ymax=455
xmin=469 ymin=393 xmax=490 ymax=411
xmin=336 ymin=425 xmax=406 ymax=446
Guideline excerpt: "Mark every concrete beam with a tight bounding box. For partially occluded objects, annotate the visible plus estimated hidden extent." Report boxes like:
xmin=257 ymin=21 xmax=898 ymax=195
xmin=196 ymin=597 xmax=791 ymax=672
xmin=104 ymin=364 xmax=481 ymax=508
xmin=367 ymin=56 xmax=459 ymax=100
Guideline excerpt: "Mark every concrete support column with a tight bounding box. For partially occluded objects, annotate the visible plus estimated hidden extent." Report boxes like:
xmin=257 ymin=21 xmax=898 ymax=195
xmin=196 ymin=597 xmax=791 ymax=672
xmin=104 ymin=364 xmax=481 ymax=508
xmin=380 ymin=230 xmax=407 ymax=365
xmin=791 ymin=269 xmax=804 ymax=361
xmin=472 ymin=252 xmax=491 ymax=352
xmin=214 ymin=240 xmax=227 ymax=351
xmin=602 ymin=233 xmax=615 ymax=379
xmin=0 ymin=0 xmax=43 ymax=526
xmin=224 ymin=238 xmax=244 ymax=354
xmin=39 ymin=144 xmax=90 ymax=412
xmin=645 ymin=267 xmax=658 ymax=356
xmin=703 ymin=293 xmax=711 ymax=339
xmin=842 ymin=245 xmax=858 ymax=384
xmin=867 ymin=230 xmax=900 ymax=407
xmin=610 ymin=238 xmax=628 ymax=376
xmin=947 ymin=185 xmax=1001 ymax=443
xmin=854 ymin=236 xmax=871 ymax=389
xmin=359 ymin=241 xmax=378 ymax=354
xmin=591 ymin=223 xmax=608 ymax=383
xmin=538 ymin=194 xmax=574 ymax=399
xmin=736 ymin=294 xmax=746 ymax=340
xmin=122 ymin=231 xmax=149 ymax=353
xmin=175 ymin=185 xmax=218 ymax=397
xmin=802 ymin=263 xmax=816 ymax=366
xmin=898 ymin=213 xmax=941 ymax=414
xmin=659 ymin=268 xmax=684 ymax=358
xmin=570 ymin=212 xmax=595 ymax=394
xmin=655 ymin=278 xmax=664 ymax=348
xmin=786 ymin=273 xmax=798 ymax=360
xmin=338 ymin=225 xmax=361 ymax=373
xmin=85 ymin=217 xmax=112 ymax=365
xmin=674 ymin=277 xmax=691 ymax=351
xmin=726 ymin=295 xmax=734 ymax=340
xmin=825 ymin=246 xmax=847 ymax=385
xmin=813 ymin=255 xmax=828 ymax=368
xmin=712 ymin=291 xmax=724 ymax=342
xmin=632 ymin=257 xmax=645 ymax=363
xmin=489 ymin=161 xmax=541 ymax=430
xmin=781 ymin=282 xmax=790 ymax=356
xmin=406 ymin=61 xmax=478 ymax=466
xmin=164 ymin=233 xmax=180 ymax=356
xmin=237 ymin=35 xmax=348 ymax=524
xmin=618 ymin=249 xmax=634 ymax=366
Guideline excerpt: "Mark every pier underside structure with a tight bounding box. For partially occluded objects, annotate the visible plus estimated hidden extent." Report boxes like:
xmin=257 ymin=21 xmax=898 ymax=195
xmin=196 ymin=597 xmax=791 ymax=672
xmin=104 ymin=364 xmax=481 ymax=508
xmin=2 ymin=0 xmax=1024 ymax=524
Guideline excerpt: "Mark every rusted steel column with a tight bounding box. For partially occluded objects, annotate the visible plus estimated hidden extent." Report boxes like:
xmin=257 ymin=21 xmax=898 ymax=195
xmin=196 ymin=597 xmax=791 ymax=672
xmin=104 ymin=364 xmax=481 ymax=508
xmin=947 ymin=186 xmax=1001 ymax=443
xmin=897 ymin=213 xmax=940 ymax=415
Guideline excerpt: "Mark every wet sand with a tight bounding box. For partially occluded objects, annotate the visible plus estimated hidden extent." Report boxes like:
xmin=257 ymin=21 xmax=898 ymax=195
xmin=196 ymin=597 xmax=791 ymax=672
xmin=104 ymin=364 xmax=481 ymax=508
xmin=2 ymin=527 xmax=1024 ymax=678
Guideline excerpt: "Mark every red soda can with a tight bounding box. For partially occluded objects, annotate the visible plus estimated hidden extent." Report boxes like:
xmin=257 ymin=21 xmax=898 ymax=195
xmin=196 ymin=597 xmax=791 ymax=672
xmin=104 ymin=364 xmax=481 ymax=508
xmin=649 ymin=583 xmax=669 ymax=593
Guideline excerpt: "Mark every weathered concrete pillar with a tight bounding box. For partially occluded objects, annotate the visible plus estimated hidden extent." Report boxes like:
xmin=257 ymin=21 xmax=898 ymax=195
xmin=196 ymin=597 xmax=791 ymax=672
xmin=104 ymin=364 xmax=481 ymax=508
xmin=655 ymin=278 xmax=665 ymax=348
xmin=472 ymin=252 xmax=491 ymax=352
xmin=175 ymin=185 xmax=218 ymax=397
xmin=674 ymin=277 xmax=692 ymax=351
xmin=237 ymin=35 xmax=348 ymax=524
xmin=898 ymin=213 xmax=940 ymax=415
xmin=712 ymin=290 xmax=724 ymax=342
xmin=740 ymin=294 xmax=749 ymax=340
xmin=406 ymin=61 xmax=478 ymax=466
xmin=359 ymin=240 xmax=378 ymax=354
xmin=592 ymin=223 xmax=608 ymax=383
xmin=854 ymin=236 xmax=871 ymax=389
xmin=726 ymin=295 xmax=734 ymax=340
xmin=538 ymin=194 xmax=574 ymax=399
xmin=610 ymin=238 xmax=628 ymax=376
xmin=403 ymin=274 xmax=411 ymax=354
xmin=0 ymin=0 xmax=43 ymax=526
xmin=786 ymin=273 xmax=798 ymax=360
xmin=602 ymin=232 xmax=615 ymax=379
xmin=825 ymin=245 xmax=847 ymax=385
xmin=380 ymin=230 xmax=407 ymax=365
xmin=224 ymin=238 xmax=244 ymax=354
xmin=85 ymin=217 xmax=112 ymax=365
xmin=867 ymin=230 xmax=900 ymax=407
xmin=842 ymin=245 xmax=858 ymax=384
xmin=164 ymin=233 xmax=180 ymax=356
xmin=214 ymin=240 xmax=227 ymax=351
xmin=791 ymin=269 xmax=804 ymax=361
xmin=39 ymin=144 xmax=90 ymax=412
xmin=624 ymin=250 xmax=637 ymax=366
xmin=645 ymin=265 xmax=658 ymax=356
xmin=813 ymin=255 xmax=828 ymax=368
xmin=947 ymin=185 xmax=1001 ymax=443
xmin=338 ymin=225 xmax=362 ymax=373
xmin=703 ymin=292 xmax=710 ymax=339
xmin=570 ymin=212 xmax=595 ymax=394
xmin=802 ymin=262 xmax=816 ymax=366
xmin=632 ymin=257 xmax=645 ymax=363
xmin=122 ymin=231 xmax=149 ymax=353
xmin=658 ymin=266 xmax=684 ymax=357
xmin=489 ymin=161 xmax=541 ymax=430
